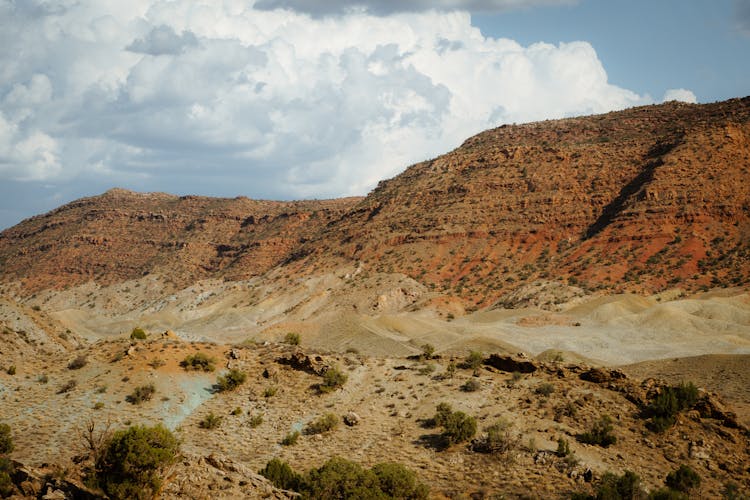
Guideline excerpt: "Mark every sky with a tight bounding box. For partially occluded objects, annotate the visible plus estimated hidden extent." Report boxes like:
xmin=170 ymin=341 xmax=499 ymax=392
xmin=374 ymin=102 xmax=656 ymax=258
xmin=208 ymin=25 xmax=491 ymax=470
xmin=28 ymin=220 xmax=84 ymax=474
xmin=0 ymin=0 xmax=748 ymax=230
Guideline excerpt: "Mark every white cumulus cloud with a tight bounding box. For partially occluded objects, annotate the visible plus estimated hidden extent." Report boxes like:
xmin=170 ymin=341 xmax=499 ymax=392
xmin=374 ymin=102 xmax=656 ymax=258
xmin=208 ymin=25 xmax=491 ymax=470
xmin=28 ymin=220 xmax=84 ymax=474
xmin=254 ymin=0 xmax=577 ymax=15
xmin=0 ymin=0 xmax=694 ymax=229
xmin=662 ymin=88 xmax=697 ymax=103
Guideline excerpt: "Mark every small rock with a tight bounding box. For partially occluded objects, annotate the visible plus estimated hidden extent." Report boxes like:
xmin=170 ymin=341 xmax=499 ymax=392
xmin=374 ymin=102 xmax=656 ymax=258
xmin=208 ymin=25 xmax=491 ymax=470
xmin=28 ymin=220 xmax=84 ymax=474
xmin=343 ymin=411 xmax=360 ymax=426
xmin=42 ymin=488 xmax=67 ymax=500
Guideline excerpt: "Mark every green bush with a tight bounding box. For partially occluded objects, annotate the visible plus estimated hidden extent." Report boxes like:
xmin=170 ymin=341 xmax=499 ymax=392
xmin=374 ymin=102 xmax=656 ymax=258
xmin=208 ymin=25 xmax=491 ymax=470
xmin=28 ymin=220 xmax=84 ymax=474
xmin=259 ymin=457 xmax=428 ymax=499
xmin=216 ymin=369 xmax=247 ymax=392
xmin=0 ymin=457 xmax=15 ymax=498
xmin=578 ymin=415 xmax=617 ymax=448
xmin=94 ymin=424 xmax=179 ymax=500
xmin=420 ymin=343 xmax=435 ymax=360
xmin=665 ymin=464 xmax=700 ymax=494
xmin=199 ymin=412 xmax=222 ymax=429
xmin=303 ymin=457 xmax=377 ymax=499
xmin=648 ymin=488 xmax=688 ymax=500
xmin=248 ymin=414 xmax=263 ymax=428
xmin=473 ymin=419 xmax=518 ymax=455
xmin=556 ymin=437 xmax=571 ymax=457
xmin=179 ymin=352 xmax=215 ymax=372
xmin=126 ymin=384 xmax=156 ymax=405
xmin=598 ymin=471 xmax=643 ymax=500
xmin=535 ymin=382 xmax=555 ymax=397
xmin=645 ymin=382 xmax=699 ymax=433
xmin=0 ymin=424 xmax=11 ymax=455
xmin=463 ymin=351 xmax=484 ymax=374
xmin=572 ymin=470 xmax=644 ymax=500
xmin=284 ymin=332 xmax=301 ymax=345
xmin=263 ymin=386 xmax=278 ymax=398
xmin=319 ymin=366 xmax=348 ymax=394
xmin=281 ymin=431 xmax=300 ymax=446
xmin=432 ymin=402 xmax=453 ymax=428
xmin=5 ymin=366 xmax=14 ymax=376
xmin=441 ymin=410 xmax=477 ymax=445
xmin=259 ymin=458 xmax=303 ymax=491
xmin=371 ymin=462 xmax=430 ymax=499
xmin=130 ymin=327 xmax=147 ymax=340
xmin=305 ymin=413 xmax=338 ymax=435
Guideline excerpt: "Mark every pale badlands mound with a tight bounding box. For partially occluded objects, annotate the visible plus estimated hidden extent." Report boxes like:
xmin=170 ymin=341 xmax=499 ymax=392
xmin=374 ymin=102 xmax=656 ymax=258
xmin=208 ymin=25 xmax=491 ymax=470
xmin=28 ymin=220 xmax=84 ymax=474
xmin=6 ymin=266 xmax=749 ymax=367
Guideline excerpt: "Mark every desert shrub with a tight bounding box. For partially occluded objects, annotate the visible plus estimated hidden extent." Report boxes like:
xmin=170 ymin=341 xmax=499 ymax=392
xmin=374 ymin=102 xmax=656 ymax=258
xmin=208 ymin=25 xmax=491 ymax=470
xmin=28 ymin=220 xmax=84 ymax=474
xmin=665 ymin=464 xmax=700 ymax=494
xmin=199 ymin=412 xmax=222 ymax=429
xmin=461 ymin=379 xmax=481 ymax=392
xmin=432 ymin=402 xmax=453 ymax=428
xmin=263 ymin=386 xmax=278 ymax=398
xmin=597 ymin=471 xmax=644 ymax=500
xmin=248 ymin=414 xmax=263 ymax=428
xmin=0 ymin=457 xmax=14 ymax=498
xmin=260 ymin=457 xmax=428 ymax=500
xmin=420 ymin=343 xmax=435 ymax=360
xmin=0 ymin=425 xmax=12 ymax=455
xmin=259 ymin=458 xmax=303 ymax=491
xmin=556 ymin=437 xmax=571 ymax=457
xmin=305 ymin=413 xmax=338 ymax=435
xmin=284 ymin=332 xmax=301 ymax=345
xmin=463 ymin=351 xmax=484 ymax=374
xmin=572 ymin=470 xmax=644 ymax=500
xmin=578 ymin=415 xmax=617 ymax=448
xmin=231 ymin=407 xmax=242 ymax=416
xmin=94 ymin=424 xmax=179 ymax=500
xmin=281 ymin=431 xmax=300 ymax=446
xmin=126 ymin=384 xmax=156 ymax=405
xmin=555 ymin=401 xmax=578 ymax=421
xmin=180 ymin=352 xmax=215 ymax=372
xmin=302 ymin=457 xmax=428 ymax=500
xmin=130 ymin=327 xmax=147 ymax=340
xmin=318 ymin=366 xmax=348 ymax=394
xmin=216 ymin=369 xmax=247 ymax=392
xmin=440 ymin=410 xmax=477 ymax=446
xmin=57 ymin=379 xmax=77 ymax=394
xmin=721 ymin=482 xmax=746 ymax=500
xmin=535 ymin=383 xmax=555 ymax=397
xmin=302 ymin=457 xmax=380 ymax=499
xmin=68 ymin=354 xmax=88 ymax=370
xmin=645 ymin=382 xmax=699 ymax=433
xmin=148 ymin=359 xmax=165 ymax=369
xmin=445 ymin=361 xmax=456 ymax=379
xmin=648 ymin=489 xmax=688 ymax=500
xmin=473 ymin=419 xmax=518 ymax=455
xmin=371 ymin=462 xmax=430 ymax=499
xmin=418 ymin=363 xmax=436 ymax=376
xmin=37 ymin=374 xmax=48 ymax=384
xmin=5 ymin=366 xmax=14 ymax=376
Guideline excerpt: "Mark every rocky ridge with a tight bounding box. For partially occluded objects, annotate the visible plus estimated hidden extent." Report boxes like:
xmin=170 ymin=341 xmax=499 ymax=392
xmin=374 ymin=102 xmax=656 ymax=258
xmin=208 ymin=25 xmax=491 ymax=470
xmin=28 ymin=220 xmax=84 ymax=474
xmin=0 ymin=98 xmax=748 ymax=312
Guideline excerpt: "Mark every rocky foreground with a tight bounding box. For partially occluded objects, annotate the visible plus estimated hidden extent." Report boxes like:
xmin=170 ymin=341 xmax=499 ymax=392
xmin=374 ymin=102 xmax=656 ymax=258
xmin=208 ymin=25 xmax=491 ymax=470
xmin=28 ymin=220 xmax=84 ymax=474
xmin=1 ymin=337 xmax=748 ymax=498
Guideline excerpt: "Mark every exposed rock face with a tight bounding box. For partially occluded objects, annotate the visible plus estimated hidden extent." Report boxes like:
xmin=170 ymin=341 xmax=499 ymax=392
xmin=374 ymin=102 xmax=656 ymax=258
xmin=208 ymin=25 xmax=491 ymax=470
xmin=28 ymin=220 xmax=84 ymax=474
xmin=0 ymin=190 xmax=359 ymax=292
xmin=1 ymin=98 xmax=749 ymax=307
xmin=276 ymin=351 xmax=329 ymax=376
xmin=288 ymin=98 xmax=750 ymax=306
xmin=162 ymin=453 xmax=296 ymax=499
xmin=483 ymin=354 xmax=539 ymax=373
xmin=579 ymin=367 xmax=628 ymax=384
